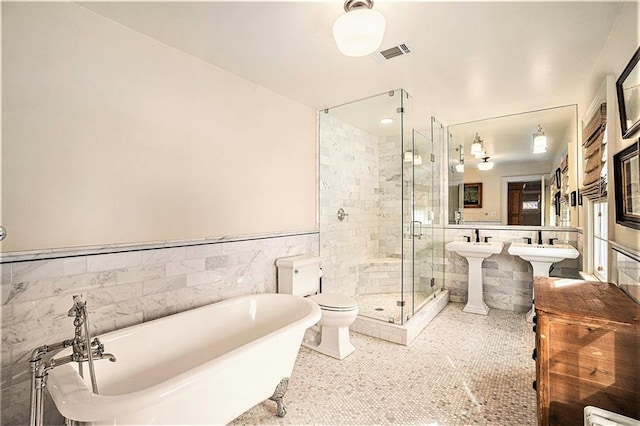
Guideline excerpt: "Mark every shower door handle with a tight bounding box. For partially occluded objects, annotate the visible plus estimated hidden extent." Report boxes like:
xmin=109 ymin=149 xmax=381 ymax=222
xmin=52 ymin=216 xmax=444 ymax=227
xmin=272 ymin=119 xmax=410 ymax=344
xmin=410 ymin=221 xmax=423 ymax=239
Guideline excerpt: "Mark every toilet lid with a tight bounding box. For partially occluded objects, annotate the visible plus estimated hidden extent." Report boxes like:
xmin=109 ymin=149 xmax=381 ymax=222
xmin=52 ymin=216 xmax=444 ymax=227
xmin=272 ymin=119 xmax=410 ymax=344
xmin=309 ymin=293 xmax=357 ymax=311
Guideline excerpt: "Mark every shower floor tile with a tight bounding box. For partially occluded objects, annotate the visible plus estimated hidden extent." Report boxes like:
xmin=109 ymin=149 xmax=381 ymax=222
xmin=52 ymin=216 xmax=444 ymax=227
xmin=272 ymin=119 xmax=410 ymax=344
xmin=356 ymin=291 xmax=433 ymax=323
xmin=232 ymin=302 xmax=536 ymax=425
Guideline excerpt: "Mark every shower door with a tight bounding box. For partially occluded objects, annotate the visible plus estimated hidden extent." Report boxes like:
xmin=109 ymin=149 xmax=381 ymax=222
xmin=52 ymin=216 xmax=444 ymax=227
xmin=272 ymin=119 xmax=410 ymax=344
xmin=408 ymin=129 xmax=435 ymax=318
xmin=402 ymin=119 xmax=444 ymax=323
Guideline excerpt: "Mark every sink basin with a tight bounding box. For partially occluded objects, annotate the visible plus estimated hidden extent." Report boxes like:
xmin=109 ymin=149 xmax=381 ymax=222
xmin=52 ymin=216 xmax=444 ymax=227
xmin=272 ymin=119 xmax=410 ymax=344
xmin=445 ymin=241 xmax=504 ymax=258
xmin=508 ymin=242 xmax=579 ymax=322
xmin=508 ymin=243 xmax=579 ymax=264
xmin=445 ymin=240 xmax=504 ymax=315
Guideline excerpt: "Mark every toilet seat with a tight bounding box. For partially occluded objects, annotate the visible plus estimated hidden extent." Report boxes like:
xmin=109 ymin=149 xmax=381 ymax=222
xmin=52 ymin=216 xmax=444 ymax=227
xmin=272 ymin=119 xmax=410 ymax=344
xmin=309 ymin=293 xmax=357 ymax=312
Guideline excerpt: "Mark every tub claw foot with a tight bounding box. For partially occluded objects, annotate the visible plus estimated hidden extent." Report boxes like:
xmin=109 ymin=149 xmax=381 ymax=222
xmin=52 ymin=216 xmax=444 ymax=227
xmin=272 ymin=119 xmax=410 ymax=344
xmin=269 ymin=377 xmax=289 ymax=417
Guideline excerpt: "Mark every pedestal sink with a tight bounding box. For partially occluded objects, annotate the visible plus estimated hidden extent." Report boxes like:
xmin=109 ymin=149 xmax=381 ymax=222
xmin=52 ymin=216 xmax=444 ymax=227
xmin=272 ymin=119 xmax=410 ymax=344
xmin=508 ymin=242 xmax=579 ymax=321
xmin=508 ymin=243 xmax=579 ymax=277
xmin=445 ymin=241 xmax=504 ymax=315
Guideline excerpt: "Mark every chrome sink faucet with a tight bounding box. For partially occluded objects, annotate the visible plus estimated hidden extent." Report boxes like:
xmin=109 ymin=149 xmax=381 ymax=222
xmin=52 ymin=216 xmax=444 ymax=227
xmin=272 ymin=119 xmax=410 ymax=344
xmin=537 ymin=230 xmax=543 ymax=245
xmin=475 ymin=228 xmax=480 ymax=243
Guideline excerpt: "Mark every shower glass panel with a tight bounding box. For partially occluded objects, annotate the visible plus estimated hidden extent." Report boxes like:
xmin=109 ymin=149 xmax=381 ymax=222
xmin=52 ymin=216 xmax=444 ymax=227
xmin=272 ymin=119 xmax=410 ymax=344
xmin=318 ymin=90 xmax=442 ymax=326
xmin=410 ymin=130 xmax=433 ymax=317
xmin=430 ymin=117 xmax=445 ymax=296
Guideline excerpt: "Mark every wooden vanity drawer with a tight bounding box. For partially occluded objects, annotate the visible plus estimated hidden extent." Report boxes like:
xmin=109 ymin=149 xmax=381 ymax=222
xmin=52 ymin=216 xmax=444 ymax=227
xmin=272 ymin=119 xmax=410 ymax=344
xmin=534 ymin=278 xmax=640 ymax=426
xmin=547 ymin=321 xmax=639 ymax=390
xmin=548 ymin=373 xmax=640 ymax=424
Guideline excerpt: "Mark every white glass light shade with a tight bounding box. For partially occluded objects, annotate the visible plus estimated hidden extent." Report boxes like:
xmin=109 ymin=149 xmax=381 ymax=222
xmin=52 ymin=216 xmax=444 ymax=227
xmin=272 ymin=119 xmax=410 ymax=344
xmin=413 ymin=154 xmax=422 ymax=165
xmin=404 ymin=151 xmax=413 ymax=162
xmin=333 ymin=9 xmax=386 ymax=57
xmin=534 ymin=134 xmax=547 ymax=148
xmin=470 ymin=141 xmax=482 ymax=155
xmin=477 ymin=159 xmax=494 ymax=171
xmin=533 ymin=144 xmax=547 ymax=154
xmin=474 ymin=149 xmax=486 ymax=159
xmin=455 ymin=164 xmax=465 ymax=173
xmin=533 ymin=124 xmax=547 ymax=153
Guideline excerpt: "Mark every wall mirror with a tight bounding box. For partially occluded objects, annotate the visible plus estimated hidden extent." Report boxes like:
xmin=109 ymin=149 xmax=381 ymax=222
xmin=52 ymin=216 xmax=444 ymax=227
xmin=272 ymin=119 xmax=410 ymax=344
xmin=613 ymin=140 xmax=640 ymax=229
xmin=447 ymin=105 xmax=578 ymax=227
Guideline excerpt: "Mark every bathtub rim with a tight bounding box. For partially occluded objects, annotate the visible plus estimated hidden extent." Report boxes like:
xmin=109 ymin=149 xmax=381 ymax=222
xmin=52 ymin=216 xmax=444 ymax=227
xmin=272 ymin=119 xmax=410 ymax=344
xmin=47 ymin=293 xmax=321 ymax=422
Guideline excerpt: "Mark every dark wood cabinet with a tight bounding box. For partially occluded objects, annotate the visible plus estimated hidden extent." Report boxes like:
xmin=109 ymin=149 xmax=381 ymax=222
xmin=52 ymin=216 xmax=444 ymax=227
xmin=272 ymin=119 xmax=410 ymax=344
xmin=534 ymin=277 xmax=640 ymax=425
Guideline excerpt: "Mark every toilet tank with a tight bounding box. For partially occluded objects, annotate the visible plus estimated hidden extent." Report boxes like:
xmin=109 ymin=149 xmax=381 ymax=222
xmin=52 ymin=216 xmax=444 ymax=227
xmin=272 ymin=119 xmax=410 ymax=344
xmin=276 ymin=255 xmax=321 ymax=297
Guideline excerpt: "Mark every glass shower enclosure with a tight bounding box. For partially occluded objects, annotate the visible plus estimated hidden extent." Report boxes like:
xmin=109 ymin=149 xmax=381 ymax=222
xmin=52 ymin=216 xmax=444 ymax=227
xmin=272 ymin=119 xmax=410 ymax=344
xmin=318 ymin=89 xmax=444 ymax=325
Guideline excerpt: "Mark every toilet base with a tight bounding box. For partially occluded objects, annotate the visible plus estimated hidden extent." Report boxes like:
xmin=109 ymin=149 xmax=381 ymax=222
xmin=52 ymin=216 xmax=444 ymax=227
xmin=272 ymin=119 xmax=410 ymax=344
xmin=302 ymin=325 xmax=355 ymax=360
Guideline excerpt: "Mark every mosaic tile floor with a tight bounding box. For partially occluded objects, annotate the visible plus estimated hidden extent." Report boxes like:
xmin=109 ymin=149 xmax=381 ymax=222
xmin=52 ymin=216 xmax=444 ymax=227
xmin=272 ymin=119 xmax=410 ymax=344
xmin=232 ymin=302 xmax=536 ymax=425
xmin=356 ymin=292 xmax=433 ymax=323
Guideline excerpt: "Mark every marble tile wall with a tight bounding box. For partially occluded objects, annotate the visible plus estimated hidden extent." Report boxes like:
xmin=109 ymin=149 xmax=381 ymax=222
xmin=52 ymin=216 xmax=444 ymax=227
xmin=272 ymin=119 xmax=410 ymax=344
xmin=319 ymin=113 xmax=380 ymax=296
xmin=377 ymin=134 xmax=403 ymax=258
xmin=357 ymin=258 xmax=402 ymax=295
xmin=320 ymin=114 xmax=446 ymax=300
xmin=0 ymin=232 xmax=318 ymax=425
xmin=443 ymin=227 xmax=582 ymax=312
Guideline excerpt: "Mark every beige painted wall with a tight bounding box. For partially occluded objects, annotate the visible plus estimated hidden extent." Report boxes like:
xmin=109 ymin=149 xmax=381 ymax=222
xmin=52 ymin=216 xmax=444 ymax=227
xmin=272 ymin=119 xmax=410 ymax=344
xmin=1 ymin=2 xmax=317 ymax=252
xmin=580 ymin=0 xmax=640 ymax=253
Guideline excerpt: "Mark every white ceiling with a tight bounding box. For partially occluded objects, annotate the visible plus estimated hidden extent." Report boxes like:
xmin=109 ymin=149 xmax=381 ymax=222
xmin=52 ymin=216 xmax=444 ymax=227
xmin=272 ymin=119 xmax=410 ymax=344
xmin=77 ymin=1 xmax=626 ymax=130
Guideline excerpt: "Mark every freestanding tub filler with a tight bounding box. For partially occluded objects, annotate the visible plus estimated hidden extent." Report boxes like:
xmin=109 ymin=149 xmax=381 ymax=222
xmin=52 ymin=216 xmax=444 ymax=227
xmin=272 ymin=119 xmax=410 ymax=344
xmin=46 ymin=293 xmax=321 ymax=425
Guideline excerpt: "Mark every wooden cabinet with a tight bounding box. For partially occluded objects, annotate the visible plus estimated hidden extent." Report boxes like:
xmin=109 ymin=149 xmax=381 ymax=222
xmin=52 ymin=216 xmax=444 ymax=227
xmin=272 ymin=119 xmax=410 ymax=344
xmin=534 ymin=278 xmax=640 ymax=425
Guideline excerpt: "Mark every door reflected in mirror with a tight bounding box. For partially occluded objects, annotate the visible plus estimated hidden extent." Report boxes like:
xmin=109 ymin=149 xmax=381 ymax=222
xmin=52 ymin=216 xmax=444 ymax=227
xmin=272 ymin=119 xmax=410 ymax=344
xmin=448 ymin=105 xmax=578 ymax=227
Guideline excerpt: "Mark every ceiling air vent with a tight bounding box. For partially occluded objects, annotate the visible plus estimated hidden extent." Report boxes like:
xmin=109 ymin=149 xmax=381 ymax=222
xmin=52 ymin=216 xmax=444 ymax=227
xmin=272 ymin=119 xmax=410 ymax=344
xmin=375 ymin=43 xmax=411 ymax=62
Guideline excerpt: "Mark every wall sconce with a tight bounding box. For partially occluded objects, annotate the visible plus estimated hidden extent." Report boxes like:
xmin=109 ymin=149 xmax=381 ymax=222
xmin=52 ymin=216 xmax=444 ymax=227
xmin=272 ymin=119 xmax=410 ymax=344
xmin=470 ymin=133 xmax=484 ymax=157
xmin=455 ymin=145 xmax=464 ymax=172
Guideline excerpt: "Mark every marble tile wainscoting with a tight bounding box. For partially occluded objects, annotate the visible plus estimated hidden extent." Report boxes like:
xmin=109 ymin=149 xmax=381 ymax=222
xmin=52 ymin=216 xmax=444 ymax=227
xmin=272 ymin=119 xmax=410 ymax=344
xmin=444 ymin=226 xmax=582 ymax=313
xmin=0 ymin=231 xmax=318 ymax=425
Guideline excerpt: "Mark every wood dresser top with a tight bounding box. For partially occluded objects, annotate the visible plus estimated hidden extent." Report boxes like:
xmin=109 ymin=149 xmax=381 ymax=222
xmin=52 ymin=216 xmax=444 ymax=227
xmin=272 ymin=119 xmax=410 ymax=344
xmin=534 ymin=277 xmax=640 ymax=326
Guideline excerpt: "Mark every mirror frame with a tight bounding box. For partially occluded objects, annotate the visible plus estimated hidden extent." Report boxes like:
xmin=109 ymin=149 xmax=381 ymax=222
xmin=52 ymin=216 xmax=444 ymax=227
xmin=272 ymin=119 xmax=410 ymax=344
xmin=616 ymin=47 xmax=640 ymax=139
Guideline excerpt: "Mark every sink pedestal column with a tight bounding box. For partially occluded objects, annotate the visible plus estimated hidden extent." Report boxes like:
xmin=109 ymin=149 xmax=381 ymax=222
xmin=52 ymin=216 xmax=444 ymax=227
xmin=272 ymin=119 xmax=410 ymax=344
xmin=526 ymin=261 xmax=553 ymax=322
xmin=463 ymin=257 xmax=490 ymax=315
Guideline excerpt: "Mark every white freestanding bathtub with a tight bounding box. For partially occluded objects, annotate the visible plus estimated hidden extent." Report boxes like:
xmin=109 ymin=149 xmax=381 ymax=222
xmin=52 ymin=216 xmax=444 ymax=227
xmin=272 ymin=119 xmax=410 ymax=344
xmin=46 ymin=293 xmax=321 ymax=425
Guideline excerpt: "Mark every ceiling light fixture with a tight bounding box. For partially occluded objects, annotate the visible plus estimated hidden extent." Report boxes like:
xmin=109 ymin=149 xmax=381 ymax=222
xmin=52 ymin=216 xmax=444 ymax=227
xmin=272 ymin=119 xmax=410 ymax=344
xmin=477 ymin=157 xmax=494 ymax=171
xmin=380 ymin=117 xmax=393 ymax=124
xmin=533 ymin=124 xmax=547 ymax=154
xmin=333 ymin=0 xmax=386 ymax=57
xmin=470 ymin=133 xmax=484 ymax=157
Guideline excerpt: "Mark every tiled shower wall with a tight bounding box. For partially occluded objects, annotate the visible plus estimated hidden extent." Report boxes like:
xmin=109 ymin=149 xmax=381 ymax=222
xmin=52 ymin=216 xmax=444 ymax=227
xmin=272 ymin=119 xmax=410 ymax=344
xmin=320 ymin=114 xmax=446 ymax=298
xmin=319 ymin=113 xmax=380 ymax=297
xmin=443 ymin=227 xmax=582 ymax=312
xmin=0 ymin=231 xmax=318 ymax=425
xmin=377 ymin=134 xmax=403 ymax=258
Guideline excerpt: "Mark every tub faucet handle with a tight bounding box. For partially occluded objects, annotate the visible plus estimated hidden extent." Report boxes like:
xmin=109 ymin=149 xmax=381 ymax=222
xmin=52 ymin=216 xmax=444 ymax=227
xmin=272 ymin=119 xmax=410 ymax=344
xmin=68 ymin=294 xmax=87 ymax=317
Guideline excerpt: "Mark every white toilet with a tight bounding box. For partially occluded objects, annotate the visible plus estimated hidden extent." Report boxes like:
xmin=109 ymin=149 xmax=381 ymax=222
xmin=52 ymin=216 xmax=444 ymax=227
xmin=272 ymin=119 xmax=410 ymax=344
xmin=276 ymin=255 xmax=358 ymax=360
